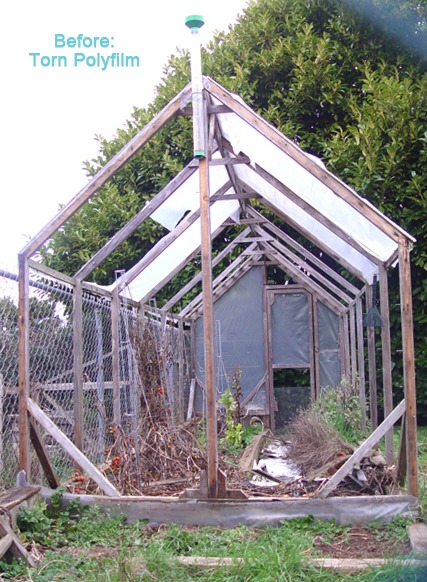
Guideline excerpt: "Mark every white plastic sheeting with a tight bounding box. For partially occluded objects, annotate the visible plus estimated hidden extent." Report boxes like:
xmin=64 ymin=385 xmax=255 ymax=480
xmin=213 ymin=97 xmax=397 ymax=283
xmin=117 ymin=197 xmax=240 ymax=302
xmin=150 ymin=151 xmax=234 ymax=230
xmin=111 ymin=79 xmax=414 ymax=301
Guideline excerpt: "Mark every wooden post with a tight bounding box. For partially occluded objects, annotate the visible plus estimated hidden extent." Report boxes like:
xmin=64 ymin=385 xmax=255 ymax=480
xmin=349 ymin=305 xmax=357 ymax=390
xmin=111 ymin=288 xmax=121 ymax=426
xmin=342 ymin=313 xmax=350 ymax=381
xmin=18 ymin=254 xmax=31 ymax=478
xmin=199 ymin=156 xmax=218 ymax=498
xmin=355 ymin=296 xmax=367 ymax=431
xmin=73 ymin=279 xmax=83 ymax=450
xmin=379 ymin=265 xmax=394 ymax=465
xmin=312 ymin=299 xmax=321 ymax=400
xmin=177 ymin=317 xmax=185 ymax=423
xmin=398 ymin=239 xmax=418 ymax=498
xmin=94 ymin=309 xmax=105 ymax=460
xmin=366 ymin=285 xmax=378 ymax=429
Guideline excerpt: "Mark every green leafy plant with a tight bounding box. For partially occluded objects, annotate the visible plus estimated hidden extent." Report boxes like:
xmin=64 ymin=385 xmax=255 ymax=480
xmin=219 ymin=388 xmax=244 ymax=451
xmin=314 ymin=378 xmax=370 ymax=444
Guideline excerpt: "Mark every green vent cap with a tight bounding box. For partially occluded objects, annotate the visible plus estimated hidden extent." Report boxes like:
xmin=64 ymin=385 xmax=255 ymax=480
xmin=185 ymin=15 xmax=205 ymax=30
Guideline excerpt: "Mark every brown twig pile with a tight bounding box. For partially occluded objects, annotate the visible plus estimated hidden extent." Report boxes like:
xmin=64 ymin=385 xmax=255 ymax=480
xmin=285 ymin=409 xmax=353 ymax=476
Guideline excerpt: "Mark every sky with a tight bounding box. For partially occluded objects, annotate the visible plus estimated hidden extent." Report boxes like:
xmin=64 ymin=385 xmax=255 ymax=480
xmin=0 ymin=0 xmax=250 ymax=271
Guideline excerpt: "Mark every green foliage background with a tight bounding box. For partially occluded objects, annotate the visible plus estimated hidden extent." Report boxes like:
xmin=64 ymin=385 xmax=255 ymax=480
xmin=40 ymin=0 xmax=427 ymax=418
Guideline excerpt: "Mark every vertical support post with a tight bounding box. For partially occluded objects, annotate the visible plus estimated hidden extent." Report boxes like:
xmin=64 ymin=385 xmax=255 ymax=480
xmin=342 ymin=312 xmax=351 ymax=381
xmin=312 ymin=298 xmax=321 ymax=400
xmin=398 ymin=239 xmax=418 ymax=497
xmin=366 ymin=285 xmax=378 ymax=429
xmin=94 ymin=309 xmax=105 ymax=460
xmin=73 ymin=279 xmax=83 ymax=450
xmin=356 ymin=296 xmax=367 ymax=431
xmin=199 ymin=156 xmax=218 ymax=498
xmin=178 ymin=317 xmax=185 ymax=423
xmin=18 ymin=254 xmax=31 ymax=477
xmin=379 ymin=265 xmax=394 ymax=465
xmin=111 ymin=288 xmax=121 ymax=426
xmin=349 ymin=304 xmax=357 ymax=389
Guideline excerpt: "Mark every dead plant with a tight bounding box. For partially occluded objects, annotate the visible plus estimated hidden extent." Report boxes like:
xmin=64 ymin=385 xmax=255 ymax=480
xmin=285 ymin=409 xmax=353 ymax=476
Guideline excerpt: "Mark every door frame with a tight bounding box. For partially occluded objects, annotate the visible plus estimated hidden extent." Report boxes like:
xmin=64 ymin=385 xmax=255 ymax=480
xmin=265 ymin=285 xmax=316 ymax=431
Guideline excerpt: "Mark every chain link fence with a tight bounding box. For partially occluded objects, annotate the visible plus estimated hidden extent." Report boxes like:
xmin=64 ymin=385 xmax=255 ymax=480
xmin=0 ymin=267 xmax=192 ymax=490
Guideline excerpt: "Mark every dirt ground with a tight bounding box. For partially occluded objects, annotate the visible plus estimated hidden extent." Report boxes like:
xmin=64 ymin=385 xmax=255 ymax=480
xmin=313 ymin=524 xmax=411 ymax=559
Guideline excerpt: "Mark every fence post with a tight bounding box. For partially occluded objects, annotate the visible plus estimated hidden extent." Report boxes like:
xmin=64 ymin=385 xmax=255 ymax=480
xmin=73 ymin=279 xmax=83 ymax=451
xmin=94 ymin=309 xmax=105 ymax=460
xmin=111 ymin=288 xmax=121 ymax=426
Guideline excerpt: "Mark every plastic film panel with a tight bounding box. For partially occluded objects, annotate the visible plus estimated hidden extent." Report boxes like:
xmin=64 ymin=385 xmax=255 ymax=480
xmin=194 ymin=266 xmax=266 ymax=410
xmin=271 ymin=292 xmax=310 ymax=366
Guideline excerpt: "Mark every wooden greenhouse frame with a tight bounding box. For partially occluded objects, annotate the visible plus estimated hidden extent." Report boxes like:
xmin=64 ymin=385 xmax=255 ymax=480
xmin=17 ymin=76 xmax=418 ymax=512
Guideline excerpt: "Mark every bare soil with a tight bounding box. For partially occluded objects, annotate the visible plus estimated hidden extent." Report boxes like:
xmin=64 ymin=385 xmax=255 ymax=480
xmin=313 ymin=524 xmax=411 ymax=559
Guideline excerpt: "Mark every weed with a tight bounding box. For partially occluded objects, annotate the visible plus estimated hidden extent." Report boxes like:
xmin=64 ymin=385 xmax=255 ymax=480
xmin=314 ymin=378 xmax=370 ymax=445
xmin=219 ymin=388 xmax=244 ymax=451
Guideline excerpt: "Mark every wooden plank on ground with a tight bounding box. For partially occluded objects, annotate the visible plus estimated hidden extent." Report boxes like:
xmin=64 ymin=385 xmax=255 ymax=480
xmin=309 ymin=558 xmax=427 ymax=573
xmin=27 ymin=397 xmax=120 ymax=497
xmin=176 ymin=556 xmax=244 ymax=567
xmin=0 ymin=532 xmax=13 ymax=558
xmin=239 ymin=430 xmax=273 ymax=472
xmin=0 ymin=487 xmax=40 ymax=511
xmin=0 ymin=514 xmax=37 ymax=567
xmin=317 ymin=399 xmax=406 ymax=498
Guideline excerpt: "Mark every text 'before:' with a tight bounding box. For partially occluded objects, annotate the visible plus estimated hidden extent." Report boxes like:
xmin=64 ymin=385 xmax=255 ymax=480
xmin=29 ymin=34 xmax=141 ymax=70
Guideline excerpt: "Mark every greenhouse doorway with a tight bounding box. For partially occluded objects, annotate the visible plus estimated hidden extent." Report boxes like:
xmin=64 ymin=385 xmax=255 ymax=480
xmin=267 ymin=287 xmax=315 ymax=431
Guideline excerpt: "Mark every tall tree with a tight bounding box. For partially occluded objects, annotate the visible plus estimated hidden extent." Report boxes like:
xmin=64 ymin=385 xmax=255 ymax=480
xmin=40 ymin=0 xmax=427 ymax=417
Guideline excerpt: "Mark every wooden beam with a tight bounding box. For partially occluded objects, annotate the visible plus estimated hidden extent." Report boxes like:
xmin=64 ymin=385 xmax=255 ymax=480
xmin=398 ymin=238 xmax=418 ymax=498
xmin=260 ymin=244 xmax=345 ymax=315
xmin=0 ymin=514 xmax=37 ymax=567
xmin=247 ymin=192 xmax=367 ymax=282
xmin=75 ymin=162 xmax=198 ymax=280
xmin=254 ymin=163 xmax=382 ymax=265
xmin=115 ymin=181 xmax=232 ymax=293
xmin=29 ymin=419 xmax=61 ymax=489
xmin=183 ymin=104 xmax=233 ymax=115
xmin=111 ymin=288 xmax=121 ymax=426
xmin=355 ymin=296 xmax=367 ymax=431
xmin=349 ymin=305 xmax=357 ymax=389
xmin=18 ymin=254 xmax=30 ymax=478
xmin=137 ymin=223 xmax=226 ymax=306
xmin=27 ymin=398 xmax=121 ymax=497
xmin=254 ymin=225 xmax=353 ymax=305
xmin=366 ymin=285 xmax=378 ymax=429
xmin=204 ymin=76 xmax=412 ymax=245
xmin=73 ymin=279 xmax=83 ymax=451
xmin=317 ymin=399 xmax=406 ymax=498
xmin=245 ymin=205 xmax=360 ymax=295
xmin=210 ymin=192 xmax=260 ymax=201
xmin=161 ymin=227 xmax=252 ymax=312
xmin=208 ymin=155 xmax=250 ymax=166
xmin=379 ymin=265 xmax=394 ymax=465
xmin=20 ymin=83 xmax=193 ymax=259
